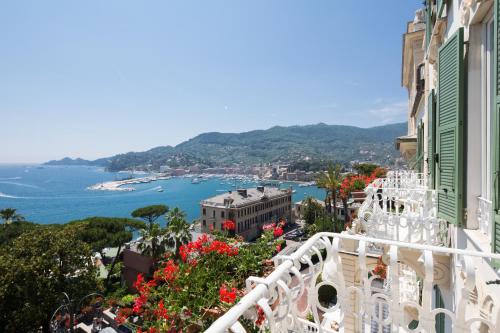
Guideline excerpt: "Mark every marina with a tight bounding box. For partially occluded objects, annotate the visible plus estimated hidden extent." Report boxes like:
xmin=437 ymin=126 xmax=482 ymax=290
xmin=0 ymin=165 xmax=325 ymax=224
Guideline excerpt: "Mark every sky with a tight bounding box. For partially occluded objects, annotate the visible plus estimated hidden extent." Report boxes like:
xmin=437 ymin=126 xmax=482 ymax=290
xmin=0 ymin=0 xmax=422 ymax=163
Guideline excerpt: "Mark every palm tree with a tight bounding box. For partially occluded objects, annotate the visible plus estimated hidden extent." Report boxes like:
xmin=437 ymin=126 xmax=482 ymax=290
xmin=316 ymin=164 xmax=342 ymax=220
xmin=165 ymin=208 xmax=191 ymax=258
xmin=0 ymin=208 xmax=24 ymax=224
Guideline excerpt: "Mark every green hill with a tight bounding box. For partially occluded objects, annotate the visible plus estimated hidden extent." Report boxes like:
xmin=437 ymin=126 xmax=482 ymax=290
xmin=44 ymin=122 xmax=406 ymax=171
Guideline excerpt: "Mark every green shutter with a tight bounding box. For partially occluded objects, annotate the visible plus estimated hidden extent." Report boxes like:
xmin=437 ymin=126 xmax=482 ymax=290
xmin=493 ymin=0 xmax=500 ymax=254
xmin=436 ymin=28 xmax=465 ymax=226
xmin=428 ymin=90 xmax=437 ymax=189
xmin=437 ymin=0 xmax=445 ymax=18
xmin=426 ymin=0 xmax=433 ymax=50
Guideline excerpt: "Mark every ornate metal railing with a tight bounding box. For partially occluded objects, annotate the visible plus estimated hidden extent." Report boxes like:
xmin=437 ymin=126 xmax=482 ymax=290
xmin=206 ymin=232 xmax=500 ymax=333
xmin=477 ymin=196 xmax=492 ymax=237
xmin=353 ymin=171 xmax=446 ymax=245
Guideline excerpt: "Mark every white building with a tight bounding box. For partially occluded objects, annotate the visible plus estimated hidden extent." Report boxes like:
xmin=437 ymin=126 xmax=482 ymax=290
xmin=204 ymin=1 xmax=500 ymax=332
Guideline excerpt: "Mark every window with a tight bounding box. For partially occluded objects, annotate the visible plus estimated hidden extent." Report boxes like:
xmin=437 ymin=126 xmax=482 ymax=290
xmin=481 ymin=16 xmax=494 ymax=201
xmin=203 ymin=208 xmax=206 ymax=216
xmin=221 ymin=211 xmax=225 ymax=218
xmin=203 ymin=220 xmax=206 ymax=227
xmin=213 ymin=210 xmax=216 ymax=218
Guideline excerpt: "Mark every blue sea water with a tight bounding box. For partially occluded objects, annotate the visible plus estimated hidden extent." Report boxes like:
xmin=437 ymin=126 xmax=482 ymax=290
xmin=0 ymin=165 xmax=326 ymax=224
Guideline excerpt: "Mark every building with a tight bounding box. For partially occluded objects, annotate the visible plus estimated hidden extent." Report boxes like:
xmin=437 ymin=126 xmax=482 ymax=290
xmin=200 ymin=186 xmax=292 ymax=241
xmin=206 ymin=2 xmax=500 ymax=332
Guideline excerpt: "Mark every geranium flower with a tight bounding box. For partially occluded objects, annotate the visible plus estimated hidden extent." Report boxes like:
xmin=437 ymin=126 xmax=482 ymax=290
xmin=162 ymin=259 xmax=179 ymax=283
xmin=154 ymin=299 xmax=169 ymax=320
xmin=273 ymin=227 xmax=283 ymax=238
xmin=219 ymin=285 xmax=237 ymax=304
xmin=222 ymin=219 xmax=236 ymax=231
xmin=262 ymin=223 xmax=276 ymax=232
xmin=276 ymin=244 xmax=282 ymax=252
xmin=255 ymin=306 xmax=265 ymax=326
xmin=133 ymin=273 xmax=145 ymax=290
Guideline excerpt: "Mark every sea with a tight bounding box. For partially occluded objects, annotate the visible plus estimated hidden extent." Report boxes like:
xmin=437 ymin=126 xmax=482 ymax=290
xmin=0 ymin=165 xmax=326 ymax=225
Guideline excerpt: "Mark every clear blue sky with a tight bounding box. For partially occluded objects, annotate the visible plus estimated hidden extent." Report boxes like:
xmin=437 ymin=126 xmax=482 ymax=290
xmin=1 ymin=0 xmax=421 ymax=163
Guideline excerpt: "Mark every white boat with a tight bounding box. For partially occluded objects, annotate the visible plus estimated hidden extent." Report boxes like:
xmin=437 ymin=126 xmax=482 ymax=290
xmin=192 ymin=178 xmax=200 ymax=184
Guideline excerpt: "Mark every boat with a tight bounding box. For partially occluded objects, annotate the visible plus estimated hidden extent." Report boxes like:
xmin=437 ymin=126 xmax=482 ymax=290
xmin=192 ymin=178 xmax=200 ymax=184
xmin=156 ymin=186 xmax=164 ymax=192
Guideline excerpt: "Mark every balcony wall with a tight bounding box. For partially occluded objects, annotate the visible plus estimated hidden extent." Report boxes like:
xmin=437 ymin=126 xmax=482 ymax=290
xmin=206 ymin=172 xmax=500 ymax=333
xmin=206 ymin=232 xmax=500 ymax=333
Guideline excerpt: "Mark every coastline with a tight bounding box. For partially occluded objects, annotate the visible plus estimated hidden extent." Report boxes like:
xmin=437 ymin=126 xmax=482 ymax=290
xmin=87 ymin=174 xmax=171 ymax=191
xmin=87 ymin=173 xmax=316 ymax=192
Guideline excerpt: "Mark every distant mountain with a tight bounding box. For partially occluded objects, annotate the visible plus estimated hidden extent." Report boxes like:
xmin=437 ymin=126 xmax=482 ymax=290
xmin=44 ymin=122 xmax=407 ymax=171
xmin=44 ymin=157 xmax=109 ymax=166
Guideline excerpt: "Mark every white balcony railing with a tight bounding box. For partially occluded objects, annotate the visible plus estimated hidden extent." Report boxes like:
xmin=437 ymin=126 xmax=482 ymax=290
xmin=477 ymin=196 xmax=492 ymax=237
xmin=353 ymin=171 xmax=446 ymax=246
xmin=206 ymin=232 xmax=500 ymax=333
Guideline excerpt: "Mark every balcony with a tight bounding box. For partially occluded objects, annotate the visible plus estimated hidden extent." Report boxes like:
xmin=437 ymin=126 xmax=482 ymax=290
xmin=206 ymin=232 xmax=500 ymax=333
xmin=206 ymin=172 xmax=500 ymax=332
xmin=352 ymin=171 xmax=447 ymax=246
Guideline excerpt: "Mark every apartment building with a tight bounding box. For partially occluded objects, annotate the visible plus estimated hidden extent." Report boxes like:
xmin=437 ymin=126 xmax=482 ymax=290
xmin=200 ymin=186 xmax=292 ymax=241
xmin=205 ymin=1 xmax=500 ymax=332
xmin=398 ymin=0 xmax=500 ymax=330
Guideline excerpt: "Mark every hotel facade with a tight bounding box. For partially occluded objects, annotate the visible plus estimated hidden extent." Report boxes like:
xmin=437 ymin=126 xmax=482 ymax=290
xmin=206 ymin=1 xmax=500 ymax=332
xmin=200 ymin=186 xmax=292 ymax=241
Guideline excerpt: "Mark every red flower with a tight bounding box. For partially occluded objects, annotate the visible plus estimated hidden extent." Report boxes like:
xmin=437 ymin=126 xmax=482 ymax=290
xmin=219 ymin=285 xmax=237 ymax=304
xmin=276 ymin=244 xmax=282 ymax=252
xmin=273 ymin=227 xmax=283 ymax=238
xmin=222 ymin=219 xmax=236 ymax=231
xmin=133 ymin=294 xmax=148 ymax=313
xmin=179 ymin=234 xmax=238 ymax=263
xmin=133 ymin=273 xmax=145 ymax=290
xmin=162 ymin=259 xmax=179 ymax=283
xmin=262 ymin=223 xmax=276 ymax=232
xmin=255 ymin=306 xmax=265 ymax=326
xmin=115 ymin=313 xmax=127 ymax=325
xmin=154 ymin=299 xmax=169 ymax=320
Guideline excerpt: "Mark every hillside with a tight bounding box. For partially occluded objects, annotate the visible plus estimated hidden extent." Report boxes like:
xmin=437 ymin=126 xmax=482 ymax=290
xmin=44 ymin=122 xmax=406 ymax=171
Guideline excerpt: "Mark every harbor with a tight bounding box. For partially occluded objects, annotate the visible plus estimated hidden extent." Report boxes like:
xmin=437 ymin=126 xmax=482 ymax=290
xmin=87 ymin=173 xmax=316 ymax=192
xmin=87 ymin=174 xmax=172 ymax=191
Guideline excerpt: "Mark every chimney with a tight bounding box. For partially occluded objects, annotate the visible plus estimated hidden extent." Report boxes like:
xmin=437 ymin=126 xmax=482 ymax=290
xmin=257 ymin=186 xmax=265 ymax=192
xmin=237 ymin=189 xmax=247 ymax=196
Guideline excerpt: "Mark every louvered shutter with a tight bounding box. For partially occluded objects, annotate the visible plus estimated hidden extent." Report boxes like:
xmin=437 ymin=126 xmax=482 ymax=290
xmin=428 ymin=90 xmax=436 ymax=189
xmin=426 ymin=0 xmax=432 ymax=49
xmin=436 ymin=28 xmax=465 ymax=226
xmin=493 ymin=0 xmax=500 ymax=254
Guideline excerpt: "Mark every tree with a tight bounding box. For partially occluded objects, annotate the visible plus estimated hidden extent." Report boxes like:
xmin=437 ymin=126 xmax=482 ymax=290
xmin=132 ymin=205 xmax=169 ymax=260
xmin=67 ymin=217 xmax=146 ymax=289
xmin=0 ymin=208 xmax=24 ymax=224
xmin=316 ymin=163 xmax=342 ymax=220
xmin=0 ymin=228 xmax=99 ymax=333
xmin=165 ymin=208 xmax=191 ymax=258
xmin=302 ymin=197 xmax=326 ymax=226
xmin=0 ymin=220 xmax=38 ymax=247
xmin=131 ymin=205 xmax=169 ymax=228
xmin=353 ymin=163 xmax=379 ymax=176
